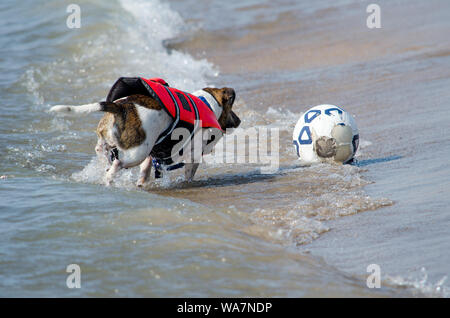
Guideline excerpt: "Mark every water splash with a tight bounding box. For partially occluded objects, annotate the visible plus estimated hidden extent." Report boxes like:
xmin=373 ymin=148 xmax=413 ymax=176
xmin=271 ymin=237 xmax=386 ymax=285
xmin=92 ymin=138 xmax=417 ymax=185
xmin=386 ymin=267 xmax=449 ymax=298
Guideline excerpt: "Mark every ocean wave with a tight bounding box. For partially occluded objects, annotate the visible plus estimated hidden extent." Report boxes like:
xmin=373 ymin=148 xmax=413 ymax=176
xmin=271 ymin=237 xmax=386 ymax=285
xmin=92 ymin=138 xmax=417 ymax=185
xmin=20 ymin=0 xmax=217 ymax=110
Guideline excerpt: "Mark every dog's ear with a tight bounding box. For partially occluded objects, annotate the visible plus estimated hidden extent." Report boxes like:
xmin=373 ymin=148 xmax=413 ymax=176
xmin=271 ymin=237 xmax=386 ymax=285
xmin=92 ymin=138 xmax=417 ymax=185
xmin=203 ymin=87 xmax=240 ymax=131
xmin=218 ymin=88 xmax=239 ymax=129
xmin=220 ymin=87 xmax=236 ymax=110
xmin=203 ymin=87 xmax=236 ymax=110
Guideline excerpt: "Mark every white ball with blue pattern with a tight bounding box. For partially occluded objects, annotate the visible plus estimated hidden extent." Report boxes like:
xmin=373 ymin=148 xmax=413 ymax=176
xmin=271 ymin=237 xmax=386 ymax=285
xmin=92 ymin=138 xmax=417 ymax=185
xmin=292 ymin=104 xmax=359 ymax=164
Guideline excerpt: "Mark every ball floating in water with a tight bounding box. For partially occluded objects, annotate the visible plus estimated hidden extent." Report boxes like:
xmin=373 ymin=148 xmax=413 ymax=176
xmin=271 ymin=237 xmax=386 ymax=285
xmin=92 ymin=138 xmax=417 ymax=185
xmin=292 ymin=104 xmax=359 ymax=164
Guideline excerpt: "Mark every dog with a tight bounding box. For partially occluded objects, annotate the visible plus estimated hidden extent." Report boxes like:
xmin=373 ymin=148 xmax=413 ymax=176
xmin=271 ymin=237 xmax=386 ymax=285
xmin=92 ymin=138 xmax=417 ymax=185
xmin=50 ymin=77 xmax=240 ymax=186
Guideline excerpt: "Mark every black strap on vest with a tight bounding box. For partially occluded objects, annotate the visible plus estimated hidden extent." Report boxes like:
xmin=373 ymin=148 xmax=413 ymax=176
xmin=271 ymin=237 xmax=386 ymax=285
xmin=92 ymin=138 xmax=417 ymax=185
xmin=152 ymin=158 xmax=185 ymax=179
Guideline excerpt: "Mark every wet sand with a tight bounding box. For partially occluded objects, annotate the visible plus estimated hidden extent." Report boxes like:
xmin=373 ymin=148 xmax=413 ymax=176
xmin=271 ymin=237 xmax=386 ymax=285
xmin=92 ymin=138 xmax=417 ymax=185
xmin=168 ymin=0 xmax=450 ymax=294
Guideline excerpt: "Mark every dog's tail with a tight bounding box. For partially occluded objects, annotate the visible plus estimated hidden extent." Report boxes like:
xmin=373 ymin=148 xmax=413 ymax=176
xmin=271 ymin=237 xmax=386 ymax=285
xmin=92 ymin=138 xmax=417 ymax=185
xmin=49 ymin=102 xmax=120 ymax=115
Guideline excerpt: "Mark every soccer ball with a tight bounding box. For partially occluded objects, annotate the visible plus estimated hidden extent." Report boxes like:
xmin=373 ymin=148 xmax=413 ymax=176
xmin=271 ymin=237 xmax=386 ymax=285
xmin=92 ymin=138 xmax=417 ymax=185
xmin=292 ymin=104 xmax=359 ymax=164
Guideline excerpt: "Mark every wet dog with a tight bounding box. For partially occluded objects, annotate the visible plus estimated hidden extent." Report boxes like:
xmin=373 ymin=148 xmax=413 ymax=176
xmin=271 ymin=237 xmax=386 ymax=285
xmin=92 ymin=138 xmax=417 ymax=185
xmin=50 ymin=79 xmax=240 ymax=186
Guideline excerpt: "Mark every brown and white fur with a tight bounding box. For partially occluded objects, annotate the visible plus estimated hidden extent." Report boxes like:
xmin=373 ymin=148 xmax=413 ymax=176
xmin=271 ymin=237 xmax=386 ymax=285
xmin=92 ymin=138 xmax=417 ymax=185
xmin=49 ymin=87 xmax=240 ymax=186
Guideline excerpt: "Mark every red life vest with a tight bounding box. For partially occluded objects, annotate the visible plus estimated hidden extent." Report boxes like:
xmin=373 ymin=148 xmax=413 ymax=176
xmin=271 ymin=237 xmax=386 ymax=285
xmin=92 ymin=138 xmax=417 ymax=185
xmin=141 ymin=77 xmax=222 ymax=131
xmin=106 ymin=77 xmax=221 ymax=131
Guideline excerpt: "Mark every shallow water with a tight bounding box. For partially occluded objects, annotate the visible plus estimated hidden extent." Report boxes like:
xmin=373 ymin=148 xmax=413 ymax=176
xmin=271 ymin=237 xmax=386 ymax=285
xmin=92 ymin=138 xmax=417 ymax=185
xmin=0 ymin=0 xmax=449 ymax=297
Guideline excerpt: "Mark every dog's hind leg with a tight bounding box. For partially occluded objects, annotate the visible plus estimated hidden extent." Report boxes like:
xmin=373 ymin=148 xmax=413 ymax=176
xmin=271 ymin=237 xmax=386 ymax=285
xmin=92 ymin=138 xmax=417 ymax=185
xmin=104 ymin=159 xmax=122 ymax=186
xmin=137 ymin=155 xmax=152 ymax=187
xmin=104 ymin=152 xmax=147 ymax=186
xmin=107 ymin=144 xmax=153 ymax=186
xmin=95 ymin=138 xmax=110 ymax=163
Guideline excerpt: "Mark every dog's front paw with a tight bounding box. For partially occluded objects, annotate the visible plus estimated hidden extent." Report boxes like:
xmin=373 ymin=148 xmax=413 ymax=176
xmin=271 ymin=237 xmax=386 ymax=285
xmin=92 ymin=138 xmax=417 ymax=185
xmin=136 ymin=177 xmax=146 ymax=188
xmin=185 ymin=176 xmax=194 ymax=183
xmin=104 ymin=159 xmax=121 ymax=186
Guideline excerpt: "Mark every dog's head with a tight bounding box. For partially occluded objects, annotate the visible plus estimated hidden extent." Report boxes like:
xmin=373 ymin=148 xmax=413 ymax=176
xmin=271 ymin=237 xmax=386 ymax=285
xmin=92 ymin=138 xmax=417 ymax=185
xmin=202 ymin=87 xmax=241 ymax=132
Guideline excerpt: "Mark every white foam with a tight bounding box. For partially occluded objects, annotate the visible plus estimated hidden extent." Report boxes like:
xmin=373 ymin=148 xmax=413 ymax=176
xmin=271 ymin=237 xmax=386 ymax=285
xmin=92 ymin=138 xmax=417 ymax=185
xmin=71 ymin=156 xmax=142 ymax=190
xmin=118 ymin=0 xmax=217 ymax=91
xmin=119 ymin=0 xmax=184 ymax=42
xmin=386 ymin=267 xmax=449 ymax=298
xmin=246 ymin=162 xmax=394 ymax=246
